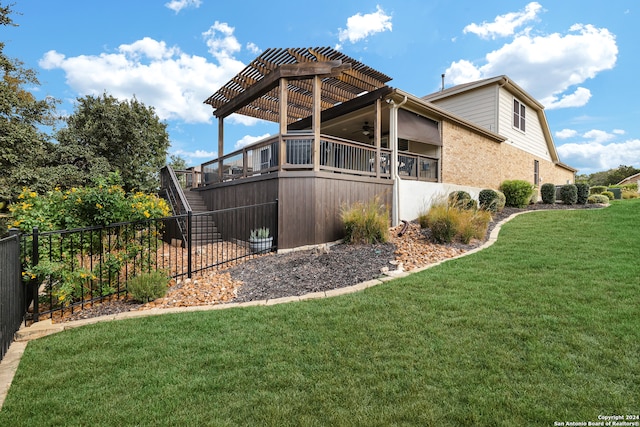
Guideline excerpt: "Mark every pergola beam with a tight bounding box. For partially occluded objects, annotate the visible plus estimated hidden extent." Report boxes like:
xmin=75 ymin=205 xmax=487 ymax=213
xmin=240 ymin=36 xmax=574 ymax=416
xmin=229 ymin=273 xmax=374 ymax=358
xmin=211 ymin=60 xmax=348 ymax=119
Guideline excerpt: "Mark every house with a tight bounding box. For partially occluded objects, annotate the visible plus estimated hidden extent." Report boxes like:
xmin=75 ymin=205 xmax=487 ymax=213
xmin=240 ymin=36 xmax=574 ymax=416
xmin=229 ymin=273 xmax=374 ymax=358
xmin=422 ymin=75 xmax=576 ymax=192
xmin=617 ymin=172 xmax=640 ymax=187
xmin=162 ymin=47 xmax=576 ymax=250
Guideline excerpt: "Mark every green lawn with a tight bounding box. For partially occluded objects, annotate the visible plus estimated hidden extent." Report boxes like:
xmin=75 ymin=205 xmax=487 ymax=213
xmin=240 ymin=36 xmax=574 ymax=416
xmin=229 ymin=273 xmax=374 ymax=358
xmin=1 ymin=200 xmax=638 ymax=426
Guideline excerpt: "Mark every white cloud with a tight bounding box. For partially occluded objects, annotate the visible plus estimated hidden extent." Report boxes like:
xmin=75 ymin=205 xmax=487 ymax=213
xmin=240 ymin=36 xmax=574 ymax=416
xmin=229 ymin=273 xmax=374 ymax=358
xmin=583 ymin=129 xmax=616 ymax=144
xmin=557 ymin=138 xmax=640 ymax=173
xmin=338 ymin=5 xmax=392 ymax=44
xmin=234 ymin=133 xmax=272 ymax=150
xmin=202 ymin=21 xmax=243 ymax=62
xmin=165 ymin=0 xmax=202 ymax=13
xmin=542 ymin=87 xmax=592 ymax=109
xmin=227 ymin=114 xmax=266 ymax=127
xmin=463 ymin=2 xmax=543 ymax=39
xmin=447 ymin=8 xmax=618 ymax=111
xmin=173 ymin=149 xmax=217 ymax=158
xmin=170 ymin=148 xmax=217 ymax=166
xmin=246 ymin=42 xmax=261 ymax=55
xmin=39 ymin=23 xmax=247 ymax=125
xmin=555 ymin=129 xmax=578 ymax=139
xmin=613 ymin=129 xmax=625 ymax=135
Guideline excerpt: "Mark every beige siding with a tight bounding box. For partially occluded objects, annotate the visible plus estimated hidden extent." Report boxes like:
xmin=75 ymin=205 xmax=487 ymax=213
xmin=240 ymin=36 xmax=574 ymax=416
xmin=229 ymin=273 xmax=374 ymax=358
xmin=430 ymin=85 xmax=498 ymax=133
xmin=498 ymin=88 xmax=551 ymax=160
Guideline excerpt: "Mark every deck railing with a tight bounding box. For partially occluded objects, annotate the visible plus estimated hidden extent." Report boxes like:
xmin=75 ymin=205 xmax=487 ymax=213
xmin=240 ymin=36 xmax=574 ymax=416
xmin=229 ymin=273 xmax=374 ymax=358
xmin=195 ymin=133 xmax=438 ymax=186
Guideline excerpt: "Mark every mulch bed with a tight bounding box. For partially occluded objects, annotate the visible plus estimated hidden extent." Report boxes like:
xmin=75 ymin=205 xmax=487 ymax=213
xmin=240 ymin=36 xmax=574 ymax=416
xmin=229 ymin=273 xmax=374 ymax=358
xmin=55 ymin=202 xmax=607 ymax=323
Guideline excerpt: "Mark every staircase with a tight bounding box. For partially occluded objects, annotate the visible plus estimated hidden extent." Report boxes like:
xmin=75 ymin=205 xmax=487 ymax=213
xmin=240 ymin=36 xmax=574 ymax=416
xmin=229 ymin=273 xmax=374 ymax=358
xmin=183 ymin=190 xmax=222 ymax=245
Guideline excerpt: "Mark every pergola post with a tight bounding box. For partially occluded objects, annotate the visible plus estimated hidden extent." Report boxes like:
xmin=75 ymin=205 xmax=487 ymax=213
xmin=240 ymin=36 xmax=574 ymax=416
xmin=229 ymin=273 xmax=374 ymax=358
xmin=374 ymin=98 xmax=381 ymax=178
xmin=218 ymin=117 xmax=224 ymax=182
xmin=278 ymin=77 xmax=288 ymax=169
xmin=312 ymin=75 xmax=321 ymax=171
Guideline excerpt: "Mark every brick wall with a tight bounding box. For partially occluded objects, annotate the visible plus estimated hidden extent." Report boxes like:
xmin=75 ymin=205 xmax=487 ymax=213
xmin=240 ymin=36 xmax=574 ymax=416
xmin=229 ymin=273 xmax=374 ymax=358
xmin=441 ymin=121 xmax=574 ymax=190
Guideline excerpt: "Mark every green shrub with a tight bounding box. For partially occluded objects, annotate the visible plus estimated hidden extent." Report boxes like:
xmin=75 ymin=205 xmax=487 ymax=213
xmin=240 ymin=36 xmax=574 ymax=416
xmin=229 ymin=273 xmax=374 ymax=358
xmin=622 ymin=182 xmax=638 ymax=192
xmin=529 ymin=188 xmax=539 ymax=204
xmin=588 ymin=194 xmax=609 ymax=204
xmin=9 ymin=180 xmax=170 ymax=232
xmin=602 ymin=191 xmax=615 ymax=201
xmin=499 ymin=180 xmax=534 ymax=208
xmin=540 ymin=183 xmax=556 ymax=204
xmin=575 ymin=183 xmax=590 ymax=205
xmin=590 ymin=185 xmax=607 ymax=195
xmin=622 ymin=190 xmax=640 ymax=199
xmin=341 ymin=195 xmax=390 ymax=244
xmin=559 ymin=184 xmax=578 ymax=205
xmin=478 ymin=189 xmax=500 ymax=212
xmin=448 ymin=191 xmax=476 ymax=210
xmin=127 ymin=270 xmax=170 ymax=303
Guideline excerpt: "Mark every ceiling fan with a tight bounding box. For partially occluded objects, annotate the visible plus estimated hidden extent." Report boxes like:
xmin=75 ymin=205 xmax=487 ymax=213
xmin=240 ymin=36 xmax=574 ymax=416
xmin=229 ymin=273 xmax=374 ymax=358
xmin=353 ymin=121 xmax=374 ymax=136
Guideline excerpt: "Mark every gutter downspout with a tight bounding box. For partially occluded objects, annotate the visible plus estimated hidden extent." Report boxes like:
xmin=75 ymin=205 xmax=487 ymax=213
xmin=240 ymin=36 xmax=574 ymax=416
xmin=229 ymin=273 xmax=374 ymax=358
xmin=389 ymin=95 xmax=407 ymax=227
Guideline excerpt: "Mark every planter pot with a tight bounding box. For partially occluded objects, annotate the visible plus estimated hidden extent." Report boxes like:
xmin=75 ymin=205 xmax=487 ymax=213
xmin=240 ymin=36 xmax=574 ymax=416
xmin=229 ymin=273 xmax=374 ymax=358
xmin=249 ymin=237 xmax=273 ymax=254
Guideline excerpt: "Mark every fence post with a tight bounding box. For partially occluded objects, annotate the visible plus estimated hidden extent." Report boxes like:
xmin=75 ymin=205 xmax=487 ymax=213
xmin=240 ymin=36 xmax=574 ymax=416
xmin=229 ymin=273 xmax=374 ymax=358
xmin=31 ymin=226 xmax=39 ymax=323
xmin=187 ymin=211 xmax=192 ymax=279
xmin=274 ymin=198 xmax=279 ymax=251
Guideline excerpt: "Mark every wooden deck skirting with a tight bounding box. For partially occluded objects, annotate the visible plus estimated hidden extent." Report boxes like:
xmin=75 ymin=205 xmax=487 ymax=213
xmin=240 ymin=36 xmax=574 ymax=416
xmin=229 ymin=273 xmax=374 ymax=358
xmin=191 ymin=171 xmax=393 ymax=250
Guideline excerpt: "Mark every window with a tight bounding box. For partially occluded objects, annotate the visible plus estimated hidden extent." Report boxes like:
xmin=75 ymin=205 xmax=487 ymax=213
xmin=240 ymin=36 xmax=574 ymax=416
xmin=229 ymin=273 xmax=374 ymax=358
xmin=513 ymin=99 xmax=526 ymax=132
xmin=534 ymin=160 xmax=539 ymax=185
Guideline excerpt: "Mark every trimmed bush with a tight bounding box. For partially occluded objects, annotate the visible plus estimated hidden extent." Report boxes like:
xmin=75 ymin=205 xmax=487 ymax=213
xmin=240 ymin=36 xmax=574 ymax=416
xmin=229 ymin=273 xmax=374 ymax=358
xmin=590 ymin=185 xmax=607 ymax=195
xmin=341 ymin=195 xmax=390 ymax=244
xmin=478 ymin=189 xmax=500 ymax=212
xmin=588 ymin=194 xmax=609 ymax=204
xmin=499 ymin=180 xmax=534 ymax=208
xmin=576 ymin=183 xmax=590 ymax=205
xmin=448 ymin=191 xmax=475 ymax=210
xmin=540 ymin=183 xmax=556 ymax=204
xmin=602 ymin=191 xmax=615 ymax=201
xmin=127 ymin=270 xmax=170 ymax=303
xmin=559 ymin=184 xmax=578 ymax=205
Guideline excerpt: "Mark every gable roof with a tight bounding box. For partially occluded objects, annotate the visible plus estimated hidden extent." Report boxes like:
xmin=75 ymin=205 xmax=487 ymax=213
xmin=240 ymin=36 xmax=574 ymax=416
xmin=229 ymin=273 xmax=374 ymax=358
xmin=422 ymin=75 xmax=545 ymax=110
xmin=204 ymin=47 xmax=392 ymax=124
xmin=422 ymin=75 xmax=576 ymax=171
xmin=617 ymin=172 xmax=640 ymax=185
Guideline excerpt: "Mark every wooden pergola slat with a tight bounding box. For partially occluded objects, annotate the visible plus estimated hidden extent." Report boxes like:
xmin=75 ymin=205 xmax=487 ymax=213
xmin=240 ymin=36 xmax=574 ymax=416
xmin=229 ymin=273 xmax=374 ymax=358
xmin=204 ymin=47 xmax=392 ymax=123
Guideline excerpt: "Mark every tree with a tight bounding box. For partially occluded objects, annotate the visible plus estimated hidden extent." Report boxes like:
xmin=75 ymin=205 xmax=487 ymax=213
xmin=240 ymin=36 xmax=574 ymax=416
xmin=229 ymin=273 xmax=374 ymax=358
xmin=167 ymin=154 xmax=188 ymax=171
xmin=0 ymin=4 xmax=58 ymax=201
xmin=55 ymin=93 xmax=170 ymax=193
xmin=582 ymin=165 xmax=640 ymax=186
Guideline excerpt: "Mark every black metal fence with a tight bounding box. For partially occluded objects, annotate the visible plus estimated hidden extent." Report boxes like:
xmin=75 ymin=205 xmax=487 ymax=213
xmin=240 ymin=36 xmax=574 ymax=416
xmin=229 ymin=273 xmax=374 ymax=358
xmin=1 ymin=200 xmax=277 ymax=337
xmin=0 ymin=232 xmax=26 ymax=361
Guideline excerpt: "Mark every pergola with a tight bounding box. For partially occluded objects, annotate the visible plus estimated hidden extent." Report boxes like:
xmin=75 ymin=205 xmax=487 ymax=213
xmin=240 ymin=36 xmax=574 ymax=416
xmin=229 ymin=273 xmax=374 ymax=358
xmin=203 ymin=47 xmax=393 ymax=171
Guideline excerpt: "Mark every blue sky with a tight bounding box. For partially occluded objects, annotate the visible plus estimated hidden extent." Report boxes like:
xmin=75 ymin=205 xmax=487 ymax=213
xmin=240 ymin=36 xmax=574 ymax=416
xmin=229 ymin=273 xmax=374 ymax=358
xmin=5 ymin=1 xmax=638 ymax=175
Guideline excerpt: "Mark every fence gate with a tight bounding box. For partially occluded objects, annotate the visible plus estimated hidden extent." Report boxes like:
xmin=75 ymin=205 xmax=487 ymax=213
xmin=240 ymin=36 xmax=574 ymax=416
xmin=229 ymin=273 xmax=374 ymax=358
xmin=0 ymin=232 xmax=26 ymax=361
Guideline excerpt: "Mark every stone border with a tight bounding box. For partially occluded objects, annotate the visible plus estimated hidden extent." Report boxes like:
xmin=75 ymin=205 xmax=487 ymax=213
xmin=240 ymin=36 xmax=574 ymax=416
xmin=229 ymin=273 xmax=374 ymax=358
xmin=0 ymin=208 xmax=541 ymax=409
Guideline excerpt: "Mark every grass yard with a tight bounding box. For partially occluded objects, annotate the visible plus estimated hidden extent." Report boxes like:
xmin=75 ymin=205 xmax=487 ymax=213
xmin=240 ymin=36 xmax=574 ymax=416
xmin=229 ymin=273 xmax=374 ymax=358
xmin=1 ymin=200 xmax=638 ymax=426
